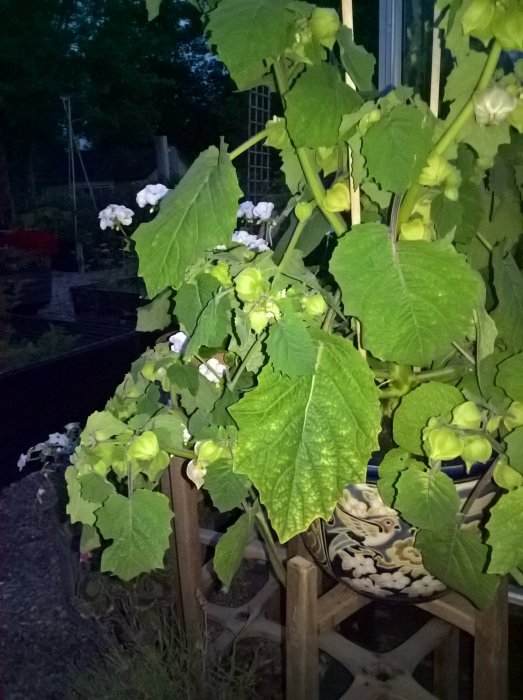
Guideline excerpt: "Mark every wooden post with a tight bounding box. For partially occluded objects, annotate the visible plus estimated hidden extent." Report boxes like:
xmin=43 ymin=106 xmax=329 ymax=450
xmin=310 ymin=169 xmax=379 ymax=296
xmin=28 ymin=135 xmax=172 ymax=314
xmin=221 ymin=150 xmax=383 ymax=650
xmin=161 ymin=456 xmax=202 ymax=633
xmin=286 ymin=556 xmax=320 ymax=700
xmin=474 ymin=579 xmax=508 ymax=700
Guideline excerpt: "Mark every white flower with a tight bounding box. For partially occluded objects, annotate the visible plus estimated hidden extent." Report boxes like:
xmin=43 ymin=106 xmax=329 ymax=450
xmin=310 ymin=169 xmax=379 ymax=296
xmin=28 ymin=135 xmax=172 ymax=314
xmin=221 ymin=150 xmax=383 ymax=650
xmin=17 ymin=453 xmax=27 ymax=470
xmin=236 ymin=200 xmax=255 ymax=219
xmin=186 ymin=459 xmax=207 ymax=489
xmin=252 ymin=201 xmax=274 ymax=221
xmin=136 ymin=183 xmax=169 ymax=208
xmin=183 ymin=427 xmax=191 ymax=445
xmin=198 ymin=357 xmax=227 ymax=383
xmin=98 ymin=204 xmax=134 ymax=230
xmin=48 ymin=432 xmax=69 ymax=448
xmin=473 ymin=85 xmax=517 ymax=126
xmin=169 ymin=332 xmax=189 ymax=354
xmin=231 ymin=230 xmax=270 ymax=252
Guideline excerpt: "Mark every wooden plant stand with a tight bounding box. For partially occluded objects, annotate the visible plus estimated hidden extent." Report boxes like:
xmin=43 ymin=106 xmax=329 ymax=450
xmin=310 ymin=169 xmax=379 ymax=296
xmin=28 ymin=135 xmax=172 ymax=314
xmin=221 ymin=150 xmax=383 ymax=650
xmin=286 ymin=554 xmax=508 ymax=700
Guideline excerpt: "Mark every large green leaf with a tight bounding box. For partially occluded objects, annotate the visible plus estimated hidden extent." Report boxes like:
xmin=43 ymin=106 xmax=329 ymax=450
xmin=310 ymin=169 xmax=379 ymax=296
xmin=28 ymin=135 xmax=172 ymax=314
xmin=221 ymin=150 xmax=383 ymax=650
xmin=186 ymin=292 xmax=232 ymax=356
xmin=330 ymin=224 xmax=482 ymax=366
xmin=377 ymin=448 xmax=424 ymax=506
xmin=393 ymin=382 xmax=464 ymax=455
xmin=175 ymin=274 xmax=220 ymax=335
xmin=80 ymin=473 xmax=115 ymax=504
xmin=416 ymin=526 xmax=499 ymax=609
xmin=133 ymin=144 xmax=242 ymax=297
xmin=96 ymin=490 xmax=173 ymax=581
xmin=229 ymin=330 xmax=381 ymax=542
xmin=266 ymin=315 xmax=317 ymax=376
xmin=487 ymin=488 xmax=523 ymax=574
xmin=207 ymin=0 xmax=291 ymax=90
xmin=204 ymin=459 xmax=250 ymax=512
xmin=395 ymin=468 xmax=460 ymax=530
xmin=214 ymin=511 xmax=255 ymax=587
xmin=361 ymin=104 xmax=433 ymax=194
xmin=286 ymin=64 xmax=362 ymax=148
xmin=337 ymin=26 xmax=375 ymax=93
xmin=496 ymin=352 xmax=523 ymax=402
xmin=492 ymin=248 xmax=523 ymax=354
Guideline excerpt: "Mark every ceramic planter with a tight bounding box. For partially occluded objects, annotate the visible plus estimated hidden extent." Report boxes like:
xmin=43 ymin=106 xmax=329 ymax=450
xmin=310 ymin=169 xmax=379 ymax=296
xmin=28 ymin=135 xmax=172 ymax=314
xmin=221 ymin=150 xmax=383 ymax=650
xmin=303 ymin=458 xmax=494 ymax=603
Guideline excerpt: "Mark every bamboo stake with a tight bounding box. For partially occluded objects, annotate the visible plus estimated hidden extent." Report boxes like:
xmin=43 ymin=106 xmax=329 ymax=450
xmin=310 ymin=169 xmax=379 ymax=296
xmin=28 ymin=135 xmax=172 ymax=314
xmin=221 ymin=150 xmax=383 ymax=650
xmin=429 ymin=4 xmax=442 ymax=117
xmin=341 ymin=0 xmax=361 ymax=225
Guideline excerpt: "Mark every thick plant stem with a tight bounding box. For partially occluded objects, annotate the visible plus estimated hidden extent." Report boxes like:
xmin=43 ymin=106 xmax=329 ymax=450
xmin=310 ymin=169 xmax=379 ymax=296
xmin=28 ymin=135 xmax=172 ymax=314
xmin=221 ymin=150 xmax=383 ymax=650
xmin=230 ymin=128 xmax=269 ymax=161
xmin=254 ymin=508 xmax=286 ymax=586
xmin=279 ymin=217 xmax=308 ymax=270
xmin=398 ymin=40 xmax=502 ymax=226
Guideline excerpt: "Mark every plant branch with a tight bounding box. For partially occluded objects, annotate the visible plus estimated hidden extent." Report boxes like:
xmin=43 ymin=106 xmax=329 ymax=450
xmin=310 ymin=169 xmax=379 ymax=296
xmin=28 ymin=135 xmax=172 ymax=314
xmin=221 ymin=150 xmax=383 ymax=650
xmin=398 ymin=40 xmax=502 ymax=226
xmin=279 ymin=217 xmax=308 ymax=270
xmin=230 ymin=128 xmax=269 ymax=161
xmin=229 ymin=333 xmax=266 ymax=391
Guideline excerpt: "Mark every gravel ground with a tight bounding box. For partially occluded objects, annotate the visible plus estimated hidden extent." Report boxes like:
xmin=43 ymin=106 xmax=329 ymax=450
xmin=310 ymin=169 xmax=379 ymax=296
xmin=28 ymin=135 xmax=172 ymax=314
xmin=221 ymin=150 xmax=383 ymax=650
xmin=0 ymin=471 xmax=99 ymax=700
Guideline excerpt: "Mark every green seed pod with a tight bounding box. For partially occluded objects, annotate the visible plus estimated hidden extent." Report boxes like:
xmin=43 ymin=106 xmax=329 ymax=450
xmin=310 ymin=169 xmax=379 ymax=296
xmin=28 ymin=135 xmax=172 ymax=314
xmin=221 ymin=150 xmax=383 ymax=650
xmin=295 ymin=201 xmax=314 ymax=222
xmin=451 ymin=401 xmax=483 ymax=430
xmin=486 ymin=414 xmax=502 ymax=433
xmin=461 ymin=0 xmax=495 ymax=44
xmin=234 ymin=268 xmax=266 ymax=303
xmin=400 ymin=218 xmax=429 ymax=241
xmin=302 ymin=294 xmax=328 ymax=317
xmin=141 ymin=360 xmax=156 ymax=382
xmin=473 ymin=84 xmax=517 ymax=125
xmin=309 ymin=7 xmax=340 ymax=50
xmin=493 ymin=455 xmax=523 ymax=490
xmin=504 ymin=401 xmax=523 ymax=431
xmin=248 ymin=309 xmax=270 ymax=334
xmin=425 ymin=426 xmax=464 ymax=461
xmin=323 ymin=182 xmax=351 ymax=213
xmin=265 ymin=116 xmax=290 ymax=150
xmin=128 ymin=431 xmax=160 ymax=461
xmin=461 ymin=435 xmax=492 ymax=470
xmin=209 ymin=261 xmax=232 ymax=287
xmin=195 ymin=439 xmax=225 ymax=463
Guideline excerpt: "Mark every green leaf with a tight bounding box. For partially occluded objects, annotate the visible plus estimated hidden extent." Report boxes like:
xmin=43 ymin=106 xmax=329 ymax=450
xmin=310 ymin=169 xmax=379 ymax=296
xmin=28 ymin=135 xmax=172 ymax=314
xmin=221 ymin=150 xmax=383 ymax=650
xmin=330 ymin=224 xmax=482 ymax=366
xmin=80 ymin=473 xmax=115 ymax=504
xmin=96 ymin=490 xmax=173 ymax=581
xmin=207 ymin=0 xmax=291 ymax=90
xmin=146 ymin=412 xmax=186 ymax=453
xmin=280 ymin=145 xmax=306 ymax=195
xmin=454 ymin=180 xmax=484 ymax=243
xmin=286 ymin=64 xmax=362 ymax=148
xmin=145 ymin=0 xmax=162 ymax=21
xmin=337 ymin=26 xmax=376 ymax=92
xmin=377 ymin=448 xmax=423 ymax=506
xmin=506 ymin=427 xmax=523 ymax=473
xmin=431 ymin=194 xmax=463 ymax=239
xmin=487 ymin=488 xmax=523 ymax=574
xmin=460 ymin=120 xmax=511 ymax=167
xmin=186 ymin=292 xmax=231 ymax=356
xmin=266 ymin=316 xmax=317 ymax=376
xmin=136 ymin=290 xmax=171 ymax=332
xmin=416 ymin=526 xmax=499 ymax=608
xmin=205 ymin=459 xmax=250 ymax=512
xmin=492 ymin=248 xmax=523 ymax=354
xmin=133 ymin=144 xmax=242 ymax=297
xmin=230 ymin=330 xmax=381 ymax=542
xmin=81 ymin=411 xmax=132 ymax=447
xmin=496 ymin=352 xmax=523 ymax=402
xmin=443 ymin=51 xmax=488 ymax=125
xmin=65 ymin=467 xmax=98 ymax=526
xmin=297 ymin=209 xmax=332 ymax=257
xmin=175 ymin=274 xmax=220 ymax=335
xmin=393 ymin=382 xmax=464 ymax=455
xmin=395 ymin=469 xmax=460 ymax=530
xmin=214 ymin=511 xmax=255 ymax=588
xmin=361 ymin=104 xmax=433 ymax=194
xmin=79 ymin=524 xmax=101 ymax=554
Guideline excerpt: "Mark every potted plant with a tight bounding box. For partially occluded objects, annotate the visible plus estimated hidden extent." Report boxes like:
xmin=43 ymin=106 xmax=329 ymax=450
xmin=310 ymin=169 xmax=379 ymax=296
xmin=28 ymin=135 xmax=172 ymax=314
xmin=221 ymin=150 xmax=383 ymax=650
xmin=64 ymin=0 xmax=523 ymax=610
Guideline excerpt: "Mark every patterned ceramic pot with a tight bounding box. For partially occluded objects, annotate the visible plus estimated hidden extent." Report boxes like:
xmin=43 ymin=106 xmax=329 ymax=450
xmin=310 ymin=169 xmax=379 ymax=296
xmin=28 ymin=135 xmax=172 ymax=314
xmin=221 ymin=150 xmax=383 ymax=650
xmin=303 ymin=458 xmax=493 ymax=603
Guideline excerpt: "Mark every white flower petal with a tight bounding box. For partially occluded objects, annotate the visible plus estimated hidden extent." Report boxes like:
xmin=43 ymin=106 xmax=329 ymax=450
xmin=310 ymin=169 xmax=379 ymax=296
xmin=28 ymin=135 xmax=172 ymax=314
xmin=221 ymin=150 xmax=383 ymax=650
xmin=169 ymin=331 xmax=189 ymax=354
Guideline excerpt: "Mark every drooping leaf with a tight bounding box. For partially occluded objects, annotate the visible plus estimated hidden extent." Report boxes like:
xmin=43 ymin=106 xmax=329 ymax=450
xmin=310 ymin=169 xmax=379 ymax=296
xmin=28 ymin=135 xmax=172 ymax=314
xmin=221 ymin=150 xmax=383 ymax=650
xmin=395 ymin=468 xmax=460 ymax=530
xmin=286 ymin=64 xmax=362 ymax=148
xmin=133 ymin=144 xmax=242 ymax=297
xmin=136 ymin=290 xmax=171 ymax=332
xmin=266 ymin=315 xmax=317 ymax=376
xmin=230 ymin=330 xmax=381 ymax=542
xmin=487 ymin=488 xmax=523 ymax=574
xmin=496 ymin=352 xmax=523 ymax=402
xmin=337 ymin=26 xmax=376 ymax=92
xmin=207 ymin=0 xmax=291 ymax=90
xmin=361 ymin=104 xmax=433 ymax=194
xmin=65 ymin=467 xmax=99 ymax=526
xmin=214 ymin=511 xmax=255 ymax=587
xmin=393 ymin=382 xmax=464 ymax=455
xmin=492 ymin=248 xmax=523 ymax=354
xmin=330 ymin=224 xmax=481 ymax=366
xmin=205 ymin=459 xmax=250 ymax=512
xmin=416 ymin=526 xmax=499 ymax=608
xmin=96 ymin=490 xmax=173 ymax=581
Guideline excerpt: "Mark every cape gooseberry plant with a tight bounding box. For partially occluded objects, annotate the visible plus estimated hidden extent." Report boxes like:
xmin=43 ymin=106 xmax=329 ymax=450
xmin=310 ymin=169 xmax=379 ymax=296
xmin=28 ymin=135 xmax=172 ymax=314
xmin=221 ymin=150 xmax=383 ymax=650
xmin=65 ymin=0 xmax=523 ymax=608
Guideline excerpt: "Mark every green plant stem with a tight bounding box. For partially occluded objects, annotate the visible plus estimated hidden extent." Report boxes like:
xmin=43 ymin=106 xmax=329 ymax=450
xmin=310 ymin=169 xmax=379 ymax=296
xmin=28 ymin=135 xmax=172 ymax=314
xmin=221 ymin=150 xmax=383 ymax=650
xmin=229 ymin=128 xmax=269 ymax=160
xmin=170 ymin=448 xmax=196 ymax=460
xmin=254 ymin=508 xmax=286 ymax=587
xmin=476 ymin=231 xmax=494 ymax=253
xmin=229 ymin=333 xmax=266 ymax=391
xmin=279 ymin=217 xmax=307 ymax=270
xmin=413 ymin=365 xmax=462 ymax=383
xmin=398 ymin=40 xmax=502 ymax=226
xmin=321 ymin=288 xmax=342 ymax=331
xmin=452 ymin=341 xmax=476 ymax=366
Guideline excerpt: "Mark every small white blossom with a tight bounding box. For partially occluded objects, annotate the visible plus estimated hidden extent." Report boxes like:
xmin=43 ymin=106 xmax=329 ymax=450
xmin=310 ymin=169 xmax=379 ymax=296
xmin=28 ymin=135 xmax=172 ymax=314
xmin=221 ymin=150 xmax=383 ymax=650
xmin=169 ymin=332 xmax=189 ymax=354
xmin=186 ymin=459 xmax=207 ymax=489
xmin=252 ymin=201 xmax=274 ymax=221
xmin=236 ymin=200 xmax=255 ymax=219
xmin=198 ymin=357 xmax=227 ymax=383
xmin=183 ymin=427 xmax=191 ymax=445
xmin=473 ymin=85 xmax=517 ymax=126
xmin=136 ymin=183 xmax=169 ymax=208
xmin=48 ymin=433 xmax=69 ymax=448
xmin=17 ymin=453 xmax=27 ymax=470
xmin=231 ymin=230 xmax=270 ymax=252
xmin=98 ymin=204 xmax=134 ymax=230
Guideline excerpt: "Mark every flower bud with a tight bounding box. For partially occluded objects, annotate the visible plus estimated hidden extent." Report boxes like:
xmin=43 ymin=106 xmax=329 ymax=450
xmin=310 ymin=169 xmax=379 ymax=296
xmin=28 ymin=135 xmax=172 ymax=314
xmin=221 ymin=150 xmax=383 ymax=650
xmin=323 ymin=182 xmax=351 ymax=213
xmin=234 ymin=268 xmax=267 ymax=303
xmin=473 ymin=84 xmax=517 ymax=126
xmin=128 ymin=431 xmax=160 ymax=461
xmin=504 ymin=401 xmax=523 ymax=431
xmin=302 ymin=294 xmax=328 ymax=317
xmin=309 ymin=8 xmax=340 ymax=50
xmin=195 ymin=439 xmax=225 ymax=463
xmin=493 ymin=455 xmax=523 ymax=490
xmin=315 ymin=146 xmax=338 ymax=174
xmin=486 ymin=414 xmax=502 ymax=433
xmin=141 ymin=361 xmax=156 ymax=382
xmin=425 ymin=426 xmax=464 ymax=461
xmin=295 ymin=201 xmax=313 ymax=222
xmin=451 ymin=401 xmax=482 ymax=430
xmin=419 ymin=153 xmax=453 ymax=187
xmin=249 ymin=309 xmax=270 ymax=334
xmin=461 ymin=435 xmax=492 ymax=470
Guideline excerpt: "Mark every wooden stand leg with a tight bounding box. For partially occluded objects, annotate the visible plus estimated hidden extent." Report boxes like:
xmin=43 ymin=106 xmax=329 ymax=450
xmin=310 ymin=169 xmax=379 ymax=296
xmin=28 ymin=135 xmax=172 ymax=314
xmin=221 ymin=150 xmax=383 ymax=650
xmin=433 ymin=626 xmax=460 ymax=700
xmin=473 ymin=579 xmax=508 ymax=700
xmin=161 ymin=457 xmax=202 ymax=633
xmin=286 ymin=556 xmax=320 ymax=700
